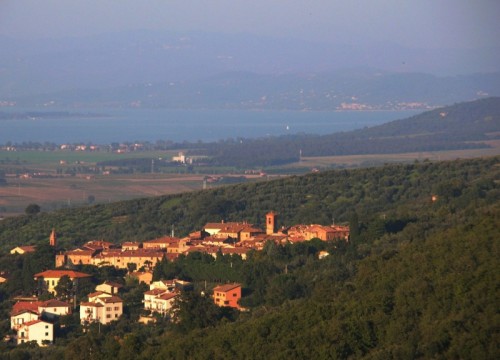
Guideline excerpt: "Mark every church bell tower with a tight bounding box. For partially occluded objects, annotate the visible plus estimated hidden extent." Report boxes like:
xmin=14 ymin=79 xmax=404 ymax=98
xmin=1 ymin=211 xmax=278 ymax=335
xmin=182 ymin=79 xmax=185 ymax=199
xmin=266 ymin=212 xmax=277 ymax=235
xmin=49 ymin=228 xmax=57 ymax=247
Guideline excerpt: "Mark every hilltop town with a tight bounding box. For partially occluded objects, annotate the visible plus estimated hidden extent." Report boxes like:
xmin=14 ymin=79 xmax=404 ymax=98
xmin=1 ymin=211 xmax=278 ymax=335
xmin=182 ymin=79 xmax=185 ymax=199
xmin=6 ymin=212 xmax=349 ymax=346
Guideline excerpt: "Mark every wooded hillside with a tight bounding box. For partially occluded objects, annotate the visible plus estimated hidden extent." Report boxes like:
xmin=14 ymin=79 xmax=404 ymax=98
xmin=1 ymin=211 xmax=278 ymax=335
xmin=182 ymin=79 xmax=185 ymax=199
xmin=0 ymin=156 xmax=498 ymax=359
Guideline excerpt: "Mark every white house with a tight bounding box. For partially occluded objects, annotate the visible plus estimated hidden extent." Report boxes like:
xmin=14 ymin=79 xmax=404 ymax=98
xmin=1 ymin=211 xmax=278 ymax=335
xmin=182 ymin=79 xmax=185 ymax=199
xmin=16 ymin=320 xmax=53 ymax=346
xmin=143 ymin=287 xmax=178 ymax=316
xmin=80 ymin=295 xmax=123 ymax=325
xmin=11 ymin=310 xmax=39 ymax=331
xmin=38 ymin=299 xmax=72 ymax=320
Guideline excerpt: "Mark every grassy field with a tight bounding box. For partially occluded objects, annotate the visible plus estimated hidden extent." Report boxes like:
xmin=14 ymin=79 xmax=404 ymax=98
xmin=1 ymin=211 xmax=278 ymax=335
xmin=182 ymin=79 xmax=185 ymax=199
xmin=0 ymin=149 xmax=179 ymax=172
xmin=294 ymin=140 xmax=500 ymax=168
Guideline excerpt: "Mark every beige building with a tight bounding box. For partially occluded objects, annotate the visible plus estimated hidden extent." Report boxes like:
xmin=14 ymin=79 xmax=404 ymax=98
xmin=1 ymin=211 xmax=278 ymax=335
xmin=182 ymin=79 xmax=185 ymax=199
xmin=91 ymin=249 xmax=164 ymax=270
xmin=144 ymin=289 xmax=178 ymax=316
xmin=10 ymin=246 xmax=36 ymax=255
xmin=128 ymin=271 xmax=153 ymax=285
xmin=33 ymin=270 xmax=92 ymax=294
xmin=95 ymin=281 xmax=123 ymax=295
xmin=38 ymin=299 xmax=72 ymax=319
xmin=11 ymin=310 xmax=39 ymax=331
xmin=10 ymin=299 xmax=71 ymax=330
xmin=16 ymin=320 xmax=53 ymax=346
xmin=80 ymin=295 xmax=123 ymax=325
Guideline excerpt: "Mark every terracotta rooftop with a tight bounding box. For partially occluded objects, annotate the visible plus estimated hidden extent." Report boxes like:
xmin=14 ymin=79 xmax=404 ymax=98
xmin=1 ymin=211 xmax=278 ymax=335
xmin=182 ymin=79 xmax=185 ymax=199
xmin=39 ymin=299 xmax=71 ymax=308
xmin=23 ymin=319 xmax=46 ymax=327
xmin=81 ymin=301 xmax=104 ymax=308
xmin=213 ymin=283 xmax=241 ymax=293
xmin=157 ymin=293 xmax=177 ymax=301
xmin=98 ymin=296 xmax=123 ymax=303
xmin=11 ymin=300 xmax=41 ymax=315
xmin=145 ymin=288 xmax=167 ymax=296
xmin=33 ymin=270 xmax=92 ymax=279
xmin=144 ymin=236 xmax=180 ymax=244
xmin=17 ymin=246 xmax=36 ymax=252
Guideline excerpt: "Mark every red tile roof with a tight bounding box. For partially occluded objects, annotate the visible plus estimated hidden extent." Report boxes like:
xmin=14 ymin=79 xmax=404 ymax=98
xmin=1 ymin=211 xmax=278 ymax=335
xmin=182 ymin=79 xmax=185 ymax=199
xmin=88 ymin=291 xmax=109 ymax=298
xmin=11 ymin=301 xmax=41 ymax=315
xmin=98 ymin=296 xmax=123 ymax=303
xmin=213 ymin=283 xmax=241 ymax=293
xmin=33 ymin=270 xmax=92 ymax=279
xmin=23 ymin=319 xmax=46 ymax=327
xmin=145 ymin=288 xmax=167 ymax=296
xmin=144 ymin=236 xmax=180 ymax=244
xmin=18 ymin=246 xmax=36 ymax=252
xmin=80 ymin=301 xmax=104 ymax=308
xmin=157 ymin=293 xmax=177 ymax=301
xmin=39 ymin=299 xmax=71 ymax=308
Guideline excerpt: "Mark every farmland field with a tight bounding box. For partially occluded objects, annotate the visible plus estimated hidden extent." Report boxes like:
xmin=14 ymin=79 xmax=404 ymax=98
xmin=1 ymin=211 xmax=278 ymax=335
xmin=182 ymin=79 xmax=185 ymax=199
xmin=0 ymin=173 xmax=207 ymax=216
xmin=1 ymin=143 xmax=499 ymax=218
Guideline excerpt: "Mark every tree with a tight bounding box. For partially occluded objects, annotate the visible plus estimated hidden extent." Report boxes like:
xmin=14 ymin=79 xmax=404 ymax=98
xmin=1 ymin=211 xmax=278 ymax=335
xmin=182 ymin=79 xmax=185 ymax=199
xmin=55 ymin=275 xmax=74 ymax=302
xmin=127 ymin=263 xmax=137 ymax=273
xmin=172 ymin=291 xmax=223 ymax=333
xmin=25 ymin=203 xmax=40 ymax=215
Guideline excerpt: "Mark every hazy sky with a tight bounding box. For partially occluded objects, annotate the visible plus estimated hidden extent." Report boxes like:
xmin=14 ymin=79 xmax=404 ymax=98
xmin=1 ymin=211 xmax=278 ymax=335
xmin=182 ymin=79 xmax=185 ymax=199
xmin=0 ymin=0 xmax=499 ymax=49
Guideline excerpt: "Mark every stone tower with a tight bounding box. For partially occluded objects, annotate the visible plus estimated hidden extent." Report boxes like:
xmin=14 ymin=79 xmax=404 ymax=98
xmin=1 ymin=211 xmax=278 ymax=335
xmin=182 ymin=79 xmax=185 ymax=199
xmin=266 ymin=211 xmax=277 ymax=235
xmin=49 ymin=228 xmax=57 ymax=247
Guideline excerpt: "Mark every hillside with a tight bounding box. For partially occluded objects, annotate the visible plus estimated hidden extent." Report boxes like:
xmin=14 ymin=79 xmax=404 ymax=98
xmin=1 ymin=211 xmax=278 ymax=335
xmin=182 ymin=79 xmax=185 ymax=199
xmin=189 ymin=97 xmax=500 ymax=167
xmin=11 ymin=70 xmax=500 ymax=112
xmin=0 ymin=156 xmax=497 ymax=359
xmin=0 ymin=156 xmax=498 ymax=252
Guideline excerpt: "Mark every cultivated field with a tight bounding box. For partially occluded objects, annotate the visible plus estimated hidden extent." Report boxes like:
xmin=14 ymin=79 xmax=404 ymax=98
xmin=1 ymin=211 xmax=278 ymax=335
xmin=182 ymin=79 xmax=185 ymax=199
xmin=0 ymin=173 xmax=206 ymax=216
xmin=295 ymin=140 xmax=500 ymax=168
xmin=1 ymin=143 xmax=499 ymax=217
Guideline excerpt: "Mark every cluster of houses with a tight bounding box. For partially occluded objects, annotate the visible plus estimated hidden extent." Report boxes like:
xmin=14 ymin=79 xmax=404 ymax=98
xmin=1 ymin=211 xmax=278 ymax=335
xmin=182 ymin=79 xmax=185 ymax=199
xmin=9 ymin=277 xmax=123 ymax=346
xmin=7 ymin=212 xmax=348 ymax=346
xmin=55 ymin=212 xmax=349 ymax=270
xmin=10 ymin=298 xmax=68 ymax=346
xmin=10 ymin=271 xmax=243 ymax=346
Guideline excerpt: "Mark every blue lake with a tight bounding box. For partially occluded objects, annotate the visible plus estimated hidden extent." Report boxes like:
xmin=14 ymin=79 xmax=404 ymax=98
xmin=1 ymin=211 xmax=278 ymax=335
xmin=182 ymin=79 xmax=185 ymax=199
xmin=0 ymin=108 xmax=418 ymax=143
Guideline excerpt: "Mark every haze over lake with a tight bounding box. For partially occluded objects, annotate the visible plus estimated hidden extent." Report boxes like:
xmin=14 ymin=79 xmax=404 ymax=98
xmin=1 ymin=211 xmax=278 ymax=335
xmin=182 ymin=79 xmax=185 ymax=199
xmin=0 ymin=109 xmax=417 ymax=144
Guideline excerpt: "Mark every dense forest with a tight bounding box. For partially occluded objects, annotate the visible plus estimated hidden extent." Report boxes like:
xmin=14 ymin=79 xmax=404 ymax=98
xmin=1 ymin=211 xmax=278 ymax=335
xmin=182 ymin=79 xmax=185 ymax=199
xmin=0 ymin=156 xmax=498 ymax=359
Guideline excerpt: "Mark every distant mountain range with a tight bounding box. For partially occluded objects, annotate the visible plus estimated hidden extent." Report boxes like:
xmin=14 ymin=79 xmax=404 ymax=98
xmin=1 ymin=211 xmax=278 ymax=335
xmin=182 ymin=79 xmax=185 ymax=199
xmin=1 ymin=30 xmax=499 ymax=110
xmin=7 ymin=70 xmax=500 ymax=111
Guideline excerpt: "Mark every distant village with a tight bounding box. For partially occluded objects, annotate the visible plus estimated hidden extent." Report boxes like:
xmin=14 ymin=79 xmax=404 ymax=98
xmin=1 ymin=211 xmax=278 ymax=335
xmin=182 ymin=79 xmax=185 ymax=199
xmin=7 ymin=212 xmax=349 ymax=346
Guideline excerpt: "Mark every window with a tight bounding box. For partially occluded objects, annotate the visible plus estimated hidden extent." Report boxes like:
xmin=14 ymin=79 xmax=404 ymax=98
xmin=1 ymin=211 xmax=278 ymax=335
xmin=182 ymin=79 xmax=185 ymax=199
xmin=45 ymin=325 xmax=48 ymax=329
xmin=233 ymin=293 xmax=237 ymax=297
xmin=114 ymin=306 xmax=119 ymax=310
xmin=106 ymin=314 xmax=111 ymax=319
xmin=45 ymin=332 xmax=49 ymax=336
xmin=106 ymin=307 xmax=111 ymax=311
